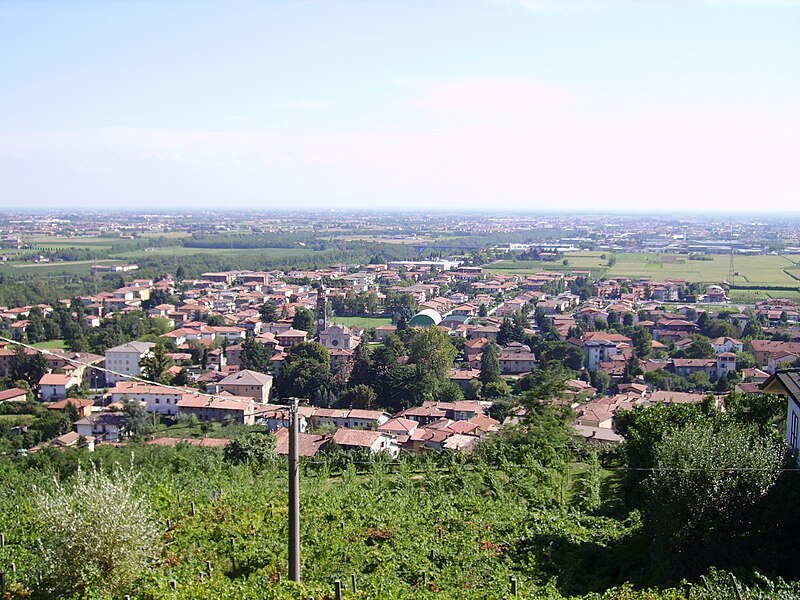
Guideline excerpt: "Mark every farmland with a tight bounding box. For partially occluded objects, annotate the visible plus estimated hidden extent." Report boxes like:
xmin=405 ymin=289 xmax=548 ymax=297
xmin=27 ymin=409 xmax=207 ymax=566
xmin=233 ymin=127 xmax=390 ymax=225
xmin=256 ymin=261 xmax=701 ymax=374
xmin=487 ymin=252 xmax=800 ymax=287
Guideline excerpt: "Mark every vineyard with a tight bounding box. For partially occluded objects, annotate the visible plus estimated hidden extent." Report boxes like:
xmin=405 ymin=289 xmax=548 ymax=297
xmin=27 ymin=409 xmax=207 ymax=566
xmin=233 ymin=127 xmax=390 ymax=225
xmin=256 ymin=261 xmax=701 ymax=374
xmin=1 ymin=423 xmax=799 ymax=600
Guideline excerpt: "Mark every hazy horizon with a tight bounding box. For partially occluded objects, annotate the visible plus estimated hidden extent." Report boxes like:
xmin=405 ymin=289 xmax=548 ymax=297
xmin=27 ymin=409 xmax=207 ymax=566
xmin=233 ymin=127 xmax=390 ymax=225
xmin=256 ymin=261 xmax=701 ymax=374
xmin=1 ymin=1 xmax=798 ymax=213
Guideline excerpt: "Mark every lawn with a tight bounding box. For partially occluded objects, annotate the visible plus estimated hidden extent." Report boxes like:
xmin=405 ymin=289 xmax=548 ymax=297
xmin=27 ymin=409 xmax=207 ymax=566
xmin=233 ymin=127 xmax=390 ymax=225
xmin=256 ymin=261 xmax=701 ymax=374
xmin=330 ymin=315 xmax=393 ymax=329
xmin=32 ymin=339 xmax=67 ymax=350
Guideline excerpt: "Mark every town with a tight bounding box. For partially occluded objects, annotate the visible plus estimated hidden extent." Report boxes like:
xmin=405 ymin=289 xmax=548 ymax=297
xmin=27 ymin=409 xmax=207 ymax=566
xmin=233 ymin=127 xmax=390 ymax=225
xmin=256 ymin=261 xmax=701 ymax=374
xmin=1 ymin=210 xmax=799 ymax=599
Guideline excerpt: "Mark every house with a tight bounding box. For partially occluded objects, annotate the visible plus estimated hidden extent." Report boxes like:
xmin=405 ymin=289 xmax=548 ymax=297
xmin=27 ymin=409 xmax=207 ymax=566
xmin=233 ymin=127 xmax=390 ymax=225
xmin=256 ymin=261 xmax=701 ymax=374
xmin=710 ymin=337 xmax=744 ymax=354
xmin=332 ymin=428 xmax=399 ymax=458
xmin=254 ymin=404 xmax=312 ymax=433
xmin=74 ymin=412 xmax=126 ymax=443
xmin=0 ymin=387 xmax=29 ymax=403
xmin=211 ymin=369 xmax=273 ymax=402
xmin=104 ymin=341 xmax=155 ymax=385
xmin=46 ymin=398 xmax=94 ymax=417
xmin=177 ymin=394 xmax=256 ymax=425
xmin=309 ymin=408 xmax=390 ymax=430
xmin=108 ymin=382 xmax=185 ymax=416
xmin=759 ymin=368 xmax=800 ymax=462
xmin=39 ymin=373 xmax=80 ymax=400
xmin=273 ymin=428 xmax=330 ymax=457
xmin=498 ymin=342 xmax=536 ymax=375
xmin=378 ymin=417 xmax=419 ymax=437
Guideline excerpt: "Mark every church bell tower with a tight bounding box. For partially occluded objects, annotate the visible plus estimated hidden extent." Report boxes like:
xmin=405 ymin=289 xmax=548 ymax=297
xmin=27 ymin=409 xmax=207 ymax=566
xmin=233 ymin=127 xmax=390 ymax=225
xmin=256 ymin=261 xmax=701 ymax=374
xmin=315 ymin=284 xmax=327 ymax=339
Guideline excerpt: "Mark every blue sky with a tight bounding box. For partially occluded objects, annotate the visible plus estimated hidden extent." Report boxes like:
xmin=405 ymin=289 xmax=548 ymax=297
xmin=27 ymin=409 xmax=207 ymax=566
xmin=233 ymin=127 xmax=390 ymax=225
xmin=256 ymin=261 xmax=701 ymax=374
xmin=1 ymin=0 xmax=798 ymax=212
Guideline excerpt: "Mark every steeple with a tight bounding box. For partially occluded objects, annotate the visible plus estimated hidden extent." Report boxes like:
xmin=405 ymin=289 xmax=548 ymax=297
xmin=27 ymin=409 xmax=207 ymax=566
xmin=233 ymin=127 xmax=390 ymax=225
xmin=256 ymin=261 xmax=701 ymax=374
xmin=315 ymin=283 xmax=327 ymax=339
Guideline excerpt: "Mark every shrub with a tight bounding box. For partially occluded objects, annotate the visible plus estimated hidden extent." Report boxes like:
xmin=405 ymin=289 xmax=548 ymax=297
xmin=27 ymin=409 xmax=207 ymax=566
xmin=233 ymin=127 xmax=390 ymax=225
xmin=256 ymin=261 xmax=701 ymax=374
xmin=34 ymin=465 xmax=161 ymax=597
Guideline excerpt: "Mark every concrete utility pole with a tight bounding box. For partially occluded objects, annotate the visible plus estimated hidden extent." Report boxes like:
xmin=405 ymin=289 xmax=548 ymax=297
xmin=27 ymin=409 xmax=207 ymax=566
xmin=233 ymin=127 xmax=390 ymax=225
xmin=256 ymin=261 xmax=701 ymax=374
xmin=288 ymin=397 xmax=301 ymax=582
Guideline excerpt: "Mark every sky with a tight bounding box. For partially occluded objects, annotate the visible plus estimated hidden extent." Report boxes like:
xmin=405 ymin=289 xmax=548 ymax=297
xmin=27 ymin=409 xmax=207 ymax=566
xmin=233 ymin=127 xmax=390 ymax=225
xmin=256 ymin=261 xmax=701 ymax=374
xmin=0 ymin=0 xmax=798 ymax=213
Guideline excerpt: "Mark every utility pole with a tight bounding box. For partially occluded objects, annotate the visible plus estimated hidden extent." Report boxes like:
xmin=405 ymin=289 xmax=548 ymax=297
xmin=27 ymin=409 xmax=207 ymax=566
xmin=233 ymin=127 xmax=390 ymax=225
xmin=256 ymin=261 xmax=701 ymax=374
xmin=288 ymin=397 xmax=301 ymax=582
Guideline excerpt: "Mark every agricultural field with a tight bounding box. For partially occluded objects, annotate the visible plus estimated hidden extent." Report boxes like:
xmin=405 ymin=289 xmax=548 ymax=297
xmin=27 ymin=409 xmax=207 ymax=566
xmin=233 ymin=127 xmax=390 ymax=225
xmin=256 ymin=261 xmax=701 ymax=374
xmin=330 ymin=316 xmax=393 ymax=329
xmin=109 ymin=246 xmax=326 ymax=259
xmin=23 ymin=236 xmax=122 ymax=250
xmin=0 ymin=259 xmax=122 ymax=276
xmin=488 ymin=252 xmax=800 ymax=287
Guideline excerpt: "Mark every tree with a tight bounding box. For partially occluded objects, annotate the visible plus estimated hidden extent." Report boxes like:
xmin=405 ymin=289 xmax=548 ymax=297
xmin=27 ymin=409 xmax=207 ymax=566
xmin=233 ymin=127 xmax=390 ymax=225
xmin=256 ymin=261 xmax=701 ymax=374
xmin=239 ymin=337 xmax=273 ymax=374
xmin=223 ymin=433 xmax=276 ymax=465
xmin=292 ymin=307 xmax=316 ymax=336
xmin=35 ymin=466 xmax=160 ymax=597
xmin=5 ymin=346 xmax=47 ymax=392
xmin=348 ymin=340 xmax=373 ymax=388
xmin=686 ymin=370 xmax=712 ymax=391
xmin=479 ymin=343 xmax=502 ymax=385
xmin=408 ymin=327 xmax=458 ymax=383
xmin=338 ymin=384 xmax=377 ymax=409
xmin=139 ymin=344 xmax=174 ymax=383
xmin=631 ymin=326 xmax=653 ymax=359
xmin=438 ymin=381 xmax=465 ymax=403
xmin=259 ymin=301 xmax=278 ymax=323
xmin=277 ymin=341 xmax=332 ymax=400
xmin=646 ymin=422 xmax=783 ymax=569
xmin=483 ymin=380 xmax=511 ymax=398
xmin=121 ymin=399 xmax=149 ymax=436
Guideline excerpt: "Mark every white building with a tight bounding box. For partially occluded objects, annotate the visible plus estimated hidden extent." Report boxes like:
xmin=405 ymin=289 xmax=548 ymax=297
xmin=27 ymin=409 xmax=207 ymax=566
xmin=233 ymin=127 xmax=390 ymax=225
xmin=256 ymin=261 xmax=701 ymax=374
xmin=104 ymin=341 xmax=155 ymax=385
xmin=584 ymin=340 xmax=619 ymax=371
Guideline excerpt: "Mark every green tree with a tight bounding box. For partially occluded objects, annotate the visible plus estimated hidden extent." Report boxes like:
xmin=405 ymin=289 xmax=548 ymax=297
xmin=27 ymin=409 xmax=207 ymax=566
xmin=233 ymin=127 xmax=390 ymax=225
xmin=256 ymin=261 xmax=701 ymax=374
xmin=479 ymin=343 xmax=502 ymax=385
xmin=631 ymin=326 xmax=653 ymax=359
xmin=139 ymin=344 xmax=174 ymax=383
xmin=292 ymin=307 xmax=316 ymax=336
xmin=408 ymin=327 xmax=457 ymax=384
xmin=121 ymin=399 xmax=150 ymax=436
xmin=646 ymin=421 xmax=783 ymax=568
xmin=259 ymin=300 xmax=278 ymax=323
xmin=239 ymin=337 xmax=273 ymax=374
xmin=223 ymin=433 xmax=276 ymax=465
xmin=34 ymin=466 xmax=160 ymax=597
xmin=338 ymin=384 xmax=378 ymax=409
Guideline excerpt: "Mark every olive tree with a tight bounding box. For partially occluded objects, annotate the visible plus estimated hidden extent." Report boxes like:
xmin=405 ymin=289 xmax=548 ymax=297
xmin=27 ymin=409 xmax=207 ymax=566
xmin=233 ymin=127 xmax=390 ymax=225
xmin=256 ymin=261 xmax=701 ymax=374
xmin=34 ymin=466 xmax=161 ymax=597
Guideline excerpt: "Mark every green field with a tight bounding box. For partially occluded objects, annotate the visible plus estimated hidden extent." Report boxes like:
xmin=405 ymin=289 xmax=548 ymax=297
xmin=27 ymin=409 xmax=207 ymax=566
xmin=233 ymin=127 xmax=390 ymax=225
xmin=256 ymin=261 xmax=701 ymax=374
xmin=487 ymin=252 xmax=800 ymax=287
xmin=32 ymin=339 xmax=67 ymax=350
xmin=0 ymin=259 xmax=122 ymax=276
xmin=330 ymin=315 xmax=393 ymax=329
xmin=110 ymin=246 xmax=325 ymax=259
xmin=25 ymin=236 xmax=122 ymax=250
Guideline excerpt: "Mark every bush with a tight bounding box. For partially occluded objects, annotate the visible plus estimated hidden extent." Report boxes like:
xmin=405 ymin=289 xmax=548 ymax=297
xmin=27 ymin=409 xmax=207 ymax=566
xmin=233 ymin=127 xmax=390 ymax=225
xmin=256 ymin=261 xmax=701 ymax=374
xmin=34 ymin=465 xmax=161 ymax=597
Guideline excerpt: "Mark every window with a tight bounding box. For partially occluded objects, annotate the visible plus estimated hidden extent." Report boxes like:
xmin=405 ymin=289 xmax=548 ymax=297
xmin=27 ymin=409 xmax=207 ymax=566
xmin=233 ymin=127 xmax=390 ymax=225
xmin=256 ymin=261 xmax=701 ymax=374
xmin=791 ymin=411 xmax=799 ymax=450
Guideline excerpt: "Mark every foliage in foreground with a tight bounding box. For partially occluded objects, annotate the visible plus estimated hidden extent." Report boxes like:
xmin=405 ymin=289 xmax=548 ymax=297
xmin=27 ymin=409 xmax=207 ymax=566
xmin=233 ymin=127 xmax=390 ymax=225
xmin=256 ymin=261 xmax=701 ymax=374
xmin=32 ymin=464 xmax=160 ymax=597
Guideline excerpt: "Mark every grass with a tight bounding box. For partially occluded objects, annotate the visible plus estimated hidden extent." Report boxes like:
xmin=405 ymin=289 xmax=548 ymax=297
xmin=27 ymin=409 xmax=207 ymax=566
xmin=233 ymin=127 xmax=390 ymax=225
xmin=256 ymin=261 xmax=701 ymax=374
xmin=330 ymin=315 xmax=393 ymax=329
xmin=487 ymin=252 xmax=800 ymax=287
xmin=32 ymin=339 xmax=67 ymax=350
xmin=0 ymin=259 xmax=122 ymax=276
xmin=110 ymin=246 xmax=326 ymax=259
xmin=24 ymin=236 xmax=122 ymax=249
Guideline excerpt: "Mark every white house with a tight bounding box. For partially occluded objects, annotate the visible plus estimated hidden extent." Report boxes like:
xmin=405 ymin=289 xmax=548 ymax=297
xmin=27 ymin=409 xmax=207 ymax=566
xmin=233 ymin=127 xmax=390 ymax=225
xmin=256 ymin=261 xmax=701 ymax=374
xmin=332 ymin=428 xmax=399 ymax=458
xmin=39 ymin=373 xmax=80 ymax=400
xmin=104 ymin=341 xmax=155 ymax=385
xmin=74 ymin=412 xmax=126 ymax=443
xmin=109 ymin=382 xmax=185 ymax=416
xmin=761 ymin=368 xmax=800 ymax=464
